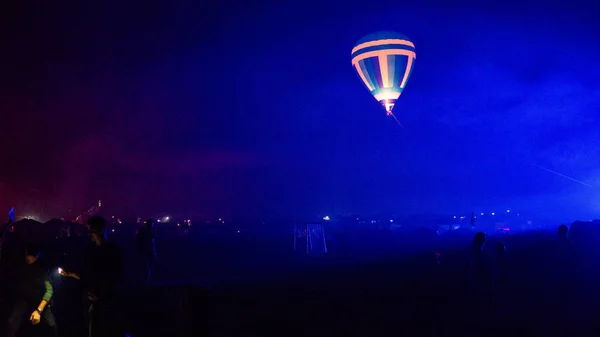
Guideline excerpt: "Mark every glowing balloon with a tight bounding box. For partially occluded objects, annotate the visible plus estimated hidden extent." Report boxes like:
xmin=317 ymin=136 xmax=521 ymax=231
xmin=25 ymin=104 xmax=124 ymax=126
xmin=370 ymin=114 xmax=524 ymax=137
xmin=351 ymin=31 xmax=416 ymax=116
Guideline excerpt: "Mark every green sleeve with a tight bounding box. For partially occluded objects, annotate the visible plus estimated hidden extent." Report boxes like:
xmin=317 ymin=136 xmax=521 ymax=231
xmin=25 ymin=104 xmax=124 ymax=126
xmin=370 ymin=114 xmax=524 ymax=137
xmin=42 ymin=280 xmax=53 ymax=302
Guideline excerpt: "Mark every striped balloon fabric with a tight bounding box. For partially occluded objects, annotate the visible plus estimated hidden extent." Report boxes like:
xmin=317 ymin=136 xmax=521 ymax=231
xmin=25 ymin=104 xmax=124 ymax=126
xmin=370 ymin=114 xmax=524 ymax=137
xmin=351 ymin=31 xmax=416 ymax=115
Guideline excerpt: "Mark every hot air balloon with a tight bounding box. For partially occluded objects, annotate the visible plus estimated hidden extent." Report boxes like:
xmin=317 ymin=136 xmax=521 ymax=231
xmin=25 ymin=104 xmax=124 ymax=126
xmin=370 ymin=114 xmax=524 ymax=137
xmin=351 ymin=31 xmax=416 ymax=117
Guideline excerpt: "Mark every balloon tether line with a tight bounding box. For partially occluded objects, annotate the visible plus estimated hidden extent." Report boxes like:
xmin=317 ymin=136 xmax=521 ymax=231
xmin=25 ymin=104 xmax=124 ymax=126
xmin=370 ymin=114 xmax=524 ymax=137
xmin=530 ymin=163 xmax=594 ymax=188
xmin=389 ymin=111 xmax=404 ymax=128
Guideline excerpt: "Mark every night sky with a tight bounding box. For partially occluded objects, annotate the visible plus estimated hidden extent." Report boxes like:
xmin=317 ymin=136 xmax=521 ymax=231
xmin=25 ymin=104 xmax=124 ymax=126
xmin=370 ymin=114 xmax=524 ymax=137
xmin=1 ymin=0 xmax=599 ymax=221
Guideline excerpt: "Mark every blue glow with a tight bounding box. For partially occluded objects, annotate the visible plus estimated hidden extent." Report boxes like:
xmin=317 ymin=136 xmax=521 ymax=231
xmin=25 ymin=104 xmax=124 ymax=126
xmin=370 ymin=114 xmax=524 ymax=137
xmin=3 ymin=2 xmax=599 ymax=223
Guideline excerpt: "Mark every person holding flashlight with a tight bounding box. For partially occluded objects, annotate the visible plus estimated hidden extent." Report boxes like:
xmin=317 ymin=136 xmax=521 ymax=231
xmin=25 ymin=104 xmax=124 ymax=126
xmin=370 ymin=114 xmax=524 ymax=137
xmin=60 ymin=216 xmax=124 ymax=336
xmin=5 ymin=245 xmax=57 ymax=337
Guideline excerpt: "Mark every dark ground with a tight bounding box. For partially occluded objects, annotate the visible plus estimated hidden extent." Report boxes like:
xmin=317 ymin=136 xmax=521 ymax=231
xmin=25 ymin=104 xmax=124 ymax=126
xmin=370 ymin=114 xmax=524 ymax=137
xmin=2 ymin=225 xmax=599 ymax=337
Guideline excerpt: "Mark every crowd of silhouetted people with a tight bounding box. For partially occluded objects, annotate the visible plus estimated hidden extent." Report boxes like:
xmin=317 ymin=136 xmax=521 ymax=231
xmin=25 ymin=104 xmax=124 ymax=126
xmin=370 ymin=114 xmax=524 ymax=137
xmin=207 ymin=221 xmax=600 ymax=337
xmin=0 ymin=216 xmax=157 ymax=337
xmin=1 ymin=215 xmax=600 ymax=336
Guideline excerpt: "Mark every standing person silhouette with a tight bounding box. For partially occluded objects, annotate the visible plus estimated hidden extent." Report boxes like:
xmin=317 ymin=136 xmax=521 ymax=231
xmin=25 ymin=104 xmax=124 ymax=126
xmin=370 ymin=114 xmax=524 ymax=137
xmin=136 ymin=219 xmax=157 ymax=285
xmin=60 ymin=216 xmax=124 ymax=337
xmin=467 ymin=232 xmax=492 ymax=327
xmin=5 ymin=245 xmax=57 ymax=337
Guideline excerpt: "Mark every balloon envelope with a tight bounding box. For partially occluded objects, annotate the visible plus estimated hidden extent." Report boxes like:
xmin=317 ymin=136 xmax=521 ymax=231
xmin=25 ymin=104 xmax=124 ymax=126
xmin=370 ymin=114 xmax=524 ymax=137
xmin=351 ymin=31 xmax=416 ymax=115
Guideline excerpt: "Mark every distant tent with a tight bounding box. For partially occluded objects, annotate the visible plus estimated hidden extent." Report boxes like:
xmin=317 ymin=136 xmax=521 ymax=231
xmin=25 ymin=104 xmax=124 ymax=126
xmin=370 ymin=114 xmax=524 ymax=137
xmin=12 ymin=218 xmax=42 ymax=230
xmin=569 ymin=220 xmax=600 ymax=248
xmin=0 ymin=219 xmax=44 ymax=263
xmin=45 ymin=218 xmax=72 ymax=237
xmin=7 ymin=219 xmax=70 ymax=245
xmin=11 ymin=219 xmax=45 ymax=244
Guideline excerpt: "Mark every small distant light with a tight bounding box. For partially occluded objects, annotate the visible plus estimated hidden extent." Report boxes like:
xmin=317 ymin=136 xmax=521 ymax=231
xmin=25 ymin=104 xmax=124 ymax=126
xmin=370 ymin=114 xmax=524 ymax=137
xmin=453 ymin=216 xmax=457 ymax=219
xmin=237 ymin=230 xmax=240 ymax=233
xmin=111 ymin=229 xmax=115 ymax=232
xmin=491 ymin=212 xmax=495 ymax=216
xmin=390 ymin=219 xmax=394 ymax=223
xmin=506 ymin=210 xmax=510 ymax=213
xmin=157 ymin=219 xmax=161 ymax=223
xmin=481 ymin=213 xmax=484 ymax=216
xmin=112 ymin=216 xmax=115 ymax=219
xmin=177 ymin=223 xmax=180 ymax=227
xmin=218 ymin=218 xmax=222 ymax=221
xmin=323 ymin=216 xmax=331 ymax=221
xmin=165 ymin=216 xmax=170 ymax=220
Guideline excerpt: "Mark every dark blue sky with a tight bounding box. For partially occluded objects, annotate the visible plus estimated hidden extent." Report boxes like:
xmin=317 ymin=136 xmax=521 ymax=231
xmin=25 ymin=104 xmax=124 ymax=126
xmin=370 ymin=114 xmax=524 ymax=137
xmin=1 ymin=0 xmax=599 ymax=221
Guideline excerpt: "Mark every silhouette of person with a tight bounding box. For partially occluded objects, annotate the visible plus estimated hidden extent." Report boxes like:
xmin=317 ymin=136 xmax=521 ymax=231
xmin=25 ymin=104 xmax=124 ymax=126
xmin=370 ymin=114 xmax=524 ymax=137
xmin=467 ymin=232 xmax=492 ymax=323
xmin=5 ymin=245 xmax=57 ymax=337
xmin=60 ymin=216 xmax=124 ymax=337
xmin=136 ymin=219 xmax=157 ymax=285
xmin=469 ymin=232 xmax=487 ymax=280
xmin=558 ymin=224 xmax=569 ymax=243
